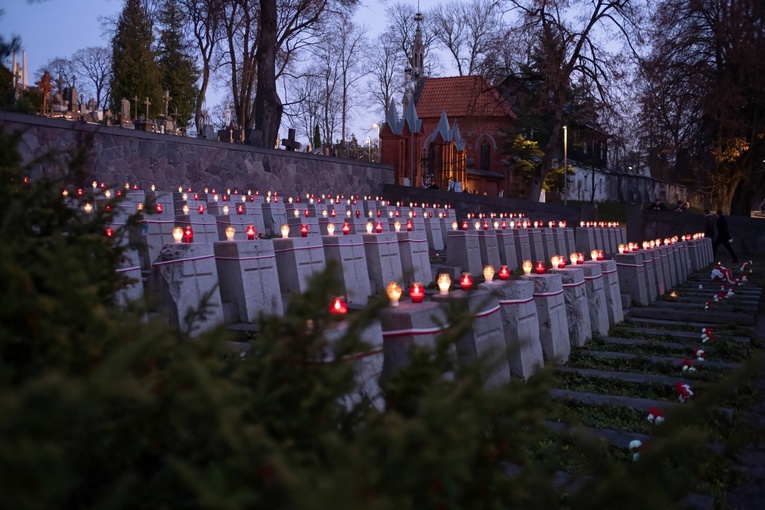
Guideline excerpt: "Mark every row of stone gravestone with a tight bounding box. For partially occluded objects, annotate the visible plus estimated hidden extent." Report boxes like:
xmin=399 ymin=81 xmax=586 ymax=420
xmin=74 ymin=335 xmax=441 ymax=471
xmin=100 ymin=187 xmax=712 ymax=405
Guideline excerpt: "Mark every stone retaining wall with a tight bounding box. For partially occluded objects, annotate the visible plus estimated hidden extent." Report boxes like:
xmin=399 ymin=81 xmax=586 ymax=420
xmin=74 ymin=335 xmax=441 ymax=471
xmin=0 ymin=111 xmax=394 ymax=196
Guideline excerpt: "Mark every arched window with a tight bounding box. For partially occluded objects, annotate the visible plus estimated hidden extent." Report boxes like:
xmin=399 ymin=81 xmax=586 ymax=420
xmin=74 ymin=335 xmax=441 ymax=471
xmin=480 ymin=141 xmax=491 ymax=170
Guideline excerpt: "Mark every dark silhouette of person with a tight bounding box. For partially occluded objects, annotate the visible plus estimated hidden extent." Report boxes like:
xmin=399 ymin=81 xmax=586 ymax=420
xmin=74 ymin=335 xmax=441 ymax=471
xmin=703 ymin=209 xmax=716 ymax=239
xmin=713 ymin=209 xmax=737 ymax=263
xmin=648 ymin=198 xmax=666 ymax=211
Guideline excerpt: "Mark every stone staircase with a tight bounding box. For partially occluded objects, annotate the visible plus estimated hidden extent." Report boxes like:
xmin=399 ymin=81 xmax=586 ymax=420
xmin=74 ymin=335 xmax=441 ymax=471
xmin=546 ymin=269 xmax=760 ymax=509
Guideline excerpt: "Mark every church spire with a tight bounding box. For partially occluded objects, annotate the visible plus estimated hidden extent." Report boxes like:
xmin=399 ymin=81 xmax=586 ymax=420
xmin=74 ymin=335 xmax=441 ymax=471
xmin=403 ymin=6 xmax=425 ymax=110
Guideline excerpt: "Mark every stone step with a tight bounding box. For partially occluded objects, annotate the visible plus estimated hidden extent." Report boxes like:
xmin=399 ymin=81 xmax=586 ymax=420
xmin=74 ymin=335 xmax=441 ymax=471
xmin=549 ymin=388 xmax=733 ymax=421
xmin=614 ymin=326 xmax=750 ymax=344
xmin=599 ymin=336 xmax=724 ymax=354
xmin=557 ymin=366 xmax=697 ymax=388
xmin=545 ymin=420 xmax=725 ymax=454
xmin=650 ymin=300 xmax=757 ymax=312
xmin=627 ymin=307 xmax=755 ymax=325
xmin=582 ymin=350 xmax=741 ymax=370
xmin=625 ymin=315 xmax=753 ymax=330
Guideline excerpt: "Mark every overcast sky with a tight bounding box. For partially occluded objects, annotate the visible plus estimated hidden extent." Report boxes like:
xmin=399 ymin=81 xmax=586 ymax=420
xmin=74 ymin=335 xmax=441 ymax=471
xmin=0 ymin=0 xmax=445 ymax=143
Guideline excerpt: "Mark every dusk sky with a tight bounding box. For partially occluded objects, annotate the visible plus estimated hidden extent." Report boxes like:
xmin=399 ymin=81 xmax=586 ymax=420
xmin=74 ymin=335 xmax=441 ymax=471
xmin=0 ymin=0 xmax=445 ymax=142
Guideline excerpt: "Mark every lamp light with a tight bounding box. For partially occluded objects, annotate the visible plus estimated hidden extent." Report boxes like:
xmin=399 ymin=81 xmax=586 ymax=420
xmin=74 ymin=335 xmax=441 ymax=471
xmin=326 ymin=222 xmax=336 ymax=235
xmin=155 ymin=203 xmax=163 ymax=214
xmin=387 ymin=282 xmax=402 ymax=306
xmin=437 ymin=274 xmax=451 ymax=295
xmin=523 ymin=260 xmax=533 ymax=275
xmin=409 ymin=283 xmax=425 ymax=303
xmin=173 ymin=226 xmax=183 ymax=243
xmin=281 ymin=224 xmax=290 ymax=238
xmin=498 ymin=265 xmax=510 ymax=280
xmin=452 ymin=221 xmax=458 ymax=231
xmin=618 ymin=244 xmax=625 ymax=254
xmin=406 ymin=220 xmax=413 ymax=232
xmin=366 ymin=222 xmax=374 ymax=234
xmin=237 ymin=205 xmax=245 ymax=215
xmin=182 ymin=204 xmax=189 ymax=215
xmin=342 ymin=223 xmax=350 ymax=235
xmin=591 ymin=250 xmax=599 ymax=261
xmin=535 ymin=261 xmax=546 ymax=274
xmin=329 ymin=297 xmax=348 ymax=315
xmin=597 ymin=250 xmax=605 ymax=261
xmin=222 ymin=205 xmax=229 ymax=215
xmin=483 ymin=265 xmax=495 ymax=282
xmin=460 ymin=273 xmax=473 ymax=291
xmin=183 ymin=226 xmax=194 ymax=243
xmin=375 ymin=222 xmax=383 ymax=233
xmin=300 ymin=224 xmax=309 ymax=237
xmin=394 ymin=221 xmax=401 ymax=232
xmin=246 ymin=225 xmax=256 ymax=240
xmin=225 ymin=226 xmax=236 ymax=240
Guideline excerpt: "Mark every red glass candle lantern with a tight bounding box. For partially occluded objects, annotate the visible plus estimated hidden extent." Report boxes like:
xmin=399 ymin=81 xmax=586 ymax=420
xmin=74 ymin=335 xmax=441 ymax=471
xmin=330 ymin=209 xmax=336 ymax=217
xmin=557 ymin=258 xmax=566 ymax=269
xmin=198 ymin=205 xmax=205 ymax=214
xmin=156 ymin=203 xmax=164 ymax=214
xmin=597 ymin=250 xmax=605 ymax=261
xmin=461 ymin=221 xmax=469 ymax=231
xmin=104 ymin=227 xmax=114 ymax=238
xmin=183 ymin=226 xmax=194 ymax=243
xmin=237 ymin=205 xmax=245 ymax=215
xmin=498 ymin=265 xmax=510 ymax=280
xmin=535 ymin=261 xmax=546 ymax=274
xmin=375 ymin=222 xmax=383 ymax=233
xmin=483 ymin=221 xmax=489 ymax=231
xmin=355 ymin=210 xmax=360 ymax=218
xmin=409 ymin=283 xmax=425 ymax=303
xmin=460 ymin=272 xmax=473 ymax=291
xmin=377 ymin=210 xmax=381 ymax=217
xmin=246 ymin=225 xmax=256 ymax=240
xmin=576 ymin=253 xmax=584 ymax=264
xmin=406 ymin=220 xmax=413 ymax=231
xmin=342 ymin=223 xmax=350 ymax=235
xmin=501 ymin=220 xmax=507 ymax=229
xmin=249 ymin=196 xmax=254 ymax=202
xmin=329 ymin=296 xmax=348 ymax=315
xmin=222 ymin=194 xmax=229 ymax=202
xmin=300 ymin=224 xmax=309 ymax=237
xmin=560 ymin=221 xmax=567 ymax=228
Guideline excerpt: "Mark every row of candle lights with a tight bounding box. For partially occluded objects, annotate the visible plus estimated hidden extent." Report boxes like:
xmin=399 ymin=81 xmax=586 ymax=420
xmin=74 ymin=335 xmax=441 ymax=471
xmin=451 ymin=220 xmax=569 ymax=231
xmin=579 ymin=221 xmax=621 ymax=228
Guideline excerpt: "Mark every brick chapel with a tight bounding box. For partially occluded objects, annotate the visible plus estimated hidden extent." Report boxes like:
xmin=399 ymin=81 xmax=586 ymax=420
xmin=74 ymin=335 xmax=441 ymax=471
xmin=379 ymin=10 xmax=517 ymax=196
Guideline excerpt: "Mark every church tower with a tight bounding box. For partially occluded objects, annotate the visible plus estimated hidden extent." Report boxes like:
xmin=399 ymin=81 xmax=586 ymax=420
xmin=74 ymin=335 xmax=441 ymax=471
xmin=403 ymin=8 xmax=425 ymax=109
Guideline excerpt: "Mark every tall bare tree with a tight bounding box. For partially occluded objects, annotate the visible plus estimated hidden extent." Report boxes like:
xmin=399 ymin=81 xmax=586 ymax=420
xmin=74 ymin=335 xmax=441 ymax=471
xmin=502 ymin=0 xmax=644 ymax=202
xmin=72 ymin=47 xmax=112 ymax=110
xmin=429 ymin=0 xmax=504 ymax=76
xmin=366 ymin=29 xmax=404 ymax=118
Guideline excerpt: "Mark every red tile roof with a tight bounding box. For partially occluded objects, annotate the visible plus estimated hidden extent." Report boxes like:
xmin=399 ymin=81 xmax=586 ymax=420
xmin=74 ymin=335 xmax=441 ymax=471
xmin=415 ymin=76 xmax=516 ymax=120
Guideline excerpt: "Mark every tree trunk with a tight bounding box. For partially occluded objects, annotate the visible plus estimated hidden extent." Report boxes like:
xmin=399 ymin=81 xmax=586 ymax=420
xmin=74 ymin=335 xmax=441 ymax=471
xmin=254 ymin=0 xmax=282 ymax=148
xmin=529 ymin=112 xmax=565 ymax=202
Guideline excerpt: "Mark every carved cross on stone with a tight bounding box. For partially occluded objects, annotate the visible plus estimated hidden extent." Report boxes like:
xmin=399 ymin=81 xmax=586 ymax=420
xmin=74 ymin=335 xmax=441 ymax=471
xmin=162 ymin=90 xmax=171 ymax=117
xmin=133 ymin=96 xmax=139 ymax=120
xmin=281 ymin=128 xmax=301 ymax=152
xmin=143 ymin=97 xmax=152 ymax=119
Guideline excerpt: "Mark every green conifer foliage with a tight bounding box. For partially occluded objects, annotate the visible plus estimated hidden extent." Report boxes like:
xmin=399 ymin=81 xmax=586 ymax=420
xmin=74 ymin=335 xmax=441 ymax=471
xmin=157 ymin=0 xmax=200 ymax=129
xmin=0 ymin=128 xmax=743 ymax=509
xmin=110 ymin=0 xmax=164 ymax=118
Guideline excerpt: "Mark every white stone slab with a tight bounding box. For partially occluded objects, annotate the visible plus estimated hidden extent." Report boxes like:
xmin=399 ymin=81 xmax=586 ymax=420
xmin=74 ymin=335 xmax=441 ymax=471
xmin=523 ymin=273 xmax=571 ymax=363
xmin=362 ymin=232 xmax=405 ymax=295
xmin=322 ymin=234 xmax=372 ymax=307
xmin=549 ymin=267 xmax=592 ymax=347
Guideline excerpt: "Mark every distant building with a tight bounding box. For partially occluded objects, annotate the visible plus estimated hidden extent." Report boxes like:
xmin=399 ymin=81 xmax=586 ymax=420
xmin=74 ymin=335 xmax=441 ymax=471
xmin=380 ymin=10 xmax=516 ymax=195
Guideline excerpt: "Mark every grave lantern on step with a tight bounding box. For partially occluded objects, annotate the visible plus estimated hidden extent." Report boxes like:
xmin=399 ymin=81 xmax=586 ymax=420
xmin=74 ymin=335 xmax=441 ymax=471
xmin=222 ymin=205 xmax=229 ymax=215
xmin=474 ymin=221 xmax=481 ymax=231
xmin=237 ymin=205 xmax=245 ymax=215
xmin=394 ymin=221 xmax=401 ymax=232
xmin=483 ymin=265 xmax=495 ymax=282
xmin=326 ymin=222 xmax=335 ymax=236
xmin=618 ymin=244 xmax=625 ymax=254
xmin=329 ymin=296 xmax=348 ymax=315
xmin=366 ymin=222 xmax=374 ymax=234
xmin=330 ymin=209 xmax=336 ymax=218
xmin=300 ymin=224 xmax=309 ymax=237
xmin=225 ymin=226 xmax=236 ymax=241
xmin=597 ymin=250 xmax=605 ymax=261
xmin=322 ymin=210 xmax=328 ymax=218
xmin=155 ymin=203 xmax=163 ymax=214
xmin=452 ymin=221 xmax=459 ymax=231
xmin=406 ymin=220 xmax=413 ymax=232
xmin=642 ymin=241 xmax=650 ymax=250
xmin=83 ymin=202 xmax=93 ymax=214
xmin=198 ymin=204 xmax=205 ymax=214
xmin=246 ymin=225 xmax=256 ymax=240
xmin=304 ymin=209 xmax=310 ymax=218
xmin=181 ymin=204 xmax=189 ymax=215
xmin=535 ymin=261 xmax=546 ymax=274
xmin=104 ymin=227 xmax=114 ymax=238
xmin=560 ymin=221 xmax=567 ymax=228
xmin=590 ymin=250 xmax=599 ymax=261
xmin=280 ymin=224 xmax=290 ymax=238
xmin=523 ymin=260 xmax=533 ymax=275
xmin=183 ymin=226 xmax=194 ymax=243
xmin=342 ymin=223 xmax=350 ymax=235
xmin=498 ymin=265 xmax=510 ymax=280
xmin=493 ymin=221 xmax=499 ymax=229
xmin=409 ymin=283 xmax=425 ymax=303
xmin=460 ymin=272 xmax=473 ymax=291
xmin=483 ymin=221 xmax=490 ymax=231
xmin=462 ymin=221 xmax=469 ymax=231
xmin=173 ymin=226 xmax=183 ymax=243
xmin=355 ymin=210 xmax=360 ymax=218
xmin=375 ymin=222 xmax=383 ymax=233
xmin=377 ymin=210 xmax=381 ymax=218
xmin=437 ymin=274 xmax=451 ymax=295
xmin=501 ymin=220 xmax=507 ymax=229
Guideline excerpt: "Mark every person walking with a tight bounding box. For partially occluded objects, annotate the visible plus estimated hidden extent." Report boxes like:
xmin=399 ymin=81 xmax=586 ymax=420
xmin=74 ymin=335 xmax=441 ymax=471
xmin=703 ymin=209 xmax=716 ymax=239
xmin=713 ymin=209 xmax=738 ymax=263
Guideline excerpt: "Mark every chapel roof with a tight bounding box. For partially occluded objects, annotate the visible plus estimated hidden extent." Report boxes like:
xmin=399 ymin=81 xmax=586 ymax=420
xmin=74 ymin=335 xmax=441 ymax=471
xmin=415 ymin=76 xmax=516 ymax=120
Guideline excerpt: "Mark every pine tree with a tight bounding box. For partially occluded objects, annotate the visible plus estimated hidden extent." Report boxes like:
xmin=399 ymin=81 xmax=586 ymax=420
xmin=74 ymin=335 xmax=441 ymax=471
xmin=110 ymin=0 xmax=163 ymax=119
xmin=157 ymin=0 xmax=200 ymax=129
xmin=313 ymin=124 xmax=322 ymax=150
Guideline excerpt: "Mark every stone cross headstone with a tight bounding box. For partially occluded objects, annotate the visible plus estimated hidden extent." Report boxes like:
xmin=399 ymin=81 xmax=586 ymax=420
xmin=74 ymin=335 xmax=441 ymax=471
xmin=162 ymin=90 xmax=171 ymax=117
xmin=281 ymin=128 xmax=301 ymax=151
xmin=143 ymin=96 xmax=152 ymax=119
